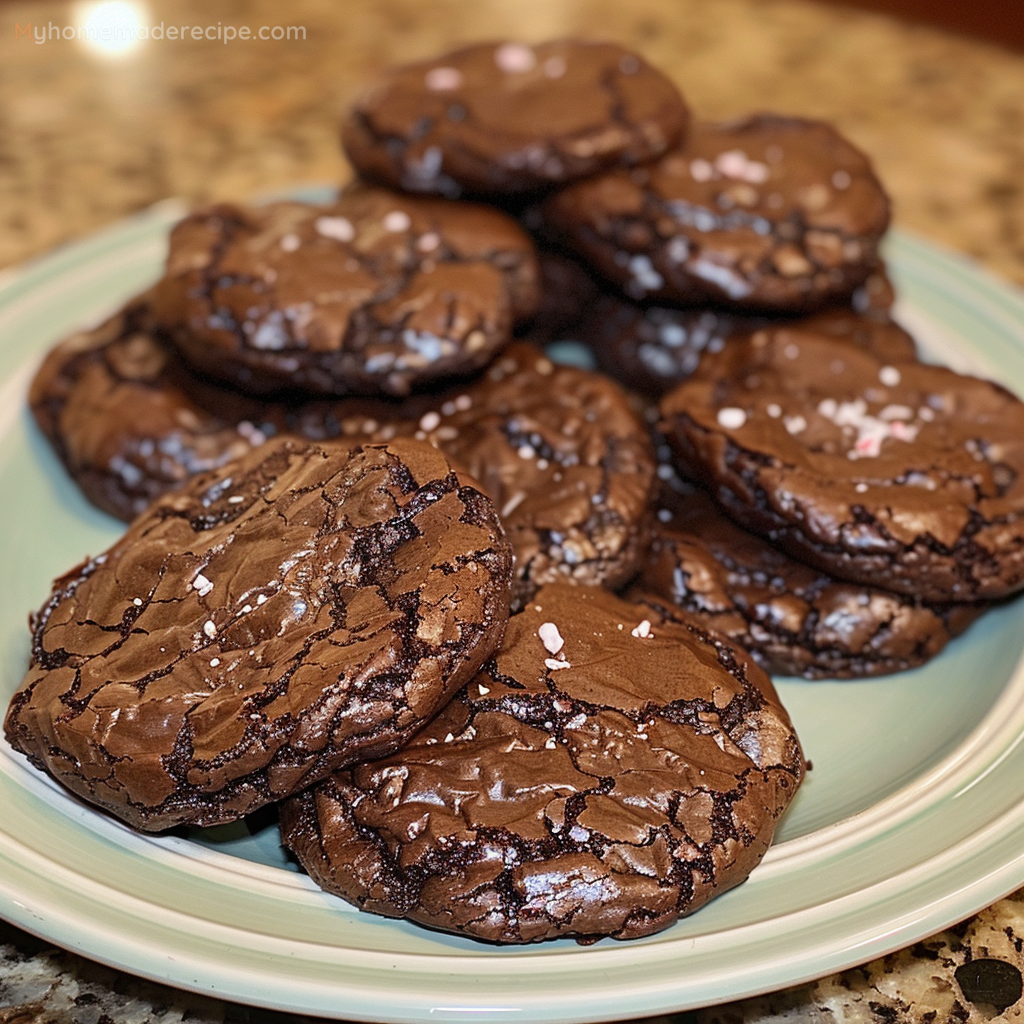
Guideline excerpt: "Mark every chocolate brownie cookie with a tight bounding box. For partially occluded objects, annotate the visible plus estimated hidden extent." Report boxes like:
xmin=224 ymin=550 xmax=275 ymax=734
xmin=153 ymin=185 xmax=539 ymax=397
xmin=631 ymin=484 xmax=979 ymax=678
xmin=659 ymin=329 xmax=1024 ymax=602
xmin=581 ymin=295 xmax=916 ymax=397
xmin=341 ymin=39 xmax=689 ymax=199
xmin=280 ymin=583 xmax=804 ymax=944
xmin=4 ymin=439 xmax=513 ymax=831
xmin=542 ymin=114 xmax=891 ymax=311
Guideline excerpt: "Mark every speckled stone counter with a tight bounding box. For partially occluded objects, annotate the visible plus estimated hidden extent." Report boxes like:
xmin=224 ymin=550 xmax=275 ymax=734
xmin=2 ymin=1 xmax=1024 ymax=1022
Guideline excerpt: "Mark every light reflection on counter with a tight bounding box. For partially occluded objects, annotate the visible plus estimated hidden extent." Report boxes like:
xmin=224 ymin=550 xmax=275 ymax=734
xmin=71 ymin=0 xmax=148 ymax=58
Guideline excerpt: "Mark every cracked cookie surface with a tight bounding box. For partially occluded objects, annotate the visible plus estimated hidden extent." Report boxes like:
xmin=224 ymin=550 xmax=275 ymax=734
xmin=659 ymin=330 xmax=1024 ymax=602
xmin=153 ymin=185 xmax=539 ymax=397
xmin=279 ymin=583 xmax=804 ymax=944
xmin=341 ymin=39 xmax=689 ymax=198
xmin=631 ymin=485 xmax=979 ymax=679
xmin=3 ymin=439 xmax=513 ymax=831
xmin=542 ymin=114 xmax=890 ymax=311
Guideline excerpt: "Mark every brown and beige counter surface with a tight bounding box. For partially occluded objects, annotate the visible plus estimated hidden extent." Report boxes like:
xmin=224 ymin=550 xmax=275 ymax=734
xmin=2 ymin=0 xmax=1024 ymax=1021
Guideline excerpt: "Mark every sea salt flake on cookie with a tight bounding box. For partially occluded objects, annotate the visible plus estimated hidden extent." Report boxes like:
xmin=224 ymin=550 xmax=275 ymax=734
xmin=717 ymin=407 xmax=747 ymax=429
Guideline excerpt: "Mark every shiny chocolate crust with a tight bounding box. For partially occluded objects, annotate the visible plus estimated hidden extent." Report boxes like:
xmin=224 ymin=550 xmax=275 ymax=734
xmin=341 ymin=39 xmax=689 ymax=198
xmin=280 ymin=584 xmax=804 ymax=944
xmin=4 ymin=439 xmax=514 ymax=831
xmin=631 ymin=485 xmax=980 ymax=678
xmin=659 ymin=330 xmax=1024 ymax=602
xmin=153 ymin=185 xmax=539 ymax=397
xmin=581 ymin=299 xmax=916 ymax=398
xmin=542 ymin=114 xmax=891 ymax=311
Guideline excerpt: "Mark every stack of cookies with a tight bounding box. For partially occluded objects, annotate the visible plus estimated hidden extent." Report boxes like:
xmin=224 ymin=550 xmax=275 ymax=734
xmin=6 ymin=38 xmax=1024 ymax=946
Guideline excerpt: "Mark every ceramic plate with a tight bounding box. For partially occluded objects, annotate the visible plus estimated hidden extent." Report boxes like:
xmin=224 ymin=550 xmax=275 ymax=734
xmin=3 ymin=197 xmax=1024 ymax=1022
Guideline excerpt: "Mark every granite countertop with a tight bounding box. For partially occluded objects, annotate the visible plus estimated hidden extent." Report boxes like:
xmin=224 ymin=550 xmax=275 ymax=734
xmin=2 ymin=0 xmax=1024 ymax=1022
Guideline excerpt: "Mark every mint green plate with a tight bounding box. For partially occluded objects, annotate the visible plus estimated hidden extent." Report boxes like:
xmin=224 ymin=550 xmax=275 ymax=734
xmin=3 ymin=198 xmax=1024 ymax=1021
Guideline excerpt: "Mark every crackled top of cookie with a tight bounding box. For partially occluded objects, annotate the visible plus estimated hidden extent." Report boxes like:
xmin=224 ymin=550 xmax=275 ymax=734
xmin=633 ymin=485 xmax=978 ymax=679
xmin=280 ymin=583 xmax=803 ymax=944
xmin=153 ymin=186 xmax=539 ymax=397
xmin=4 ymin=439 xmax=513 ymax=831
xmin=659 ymin=330 xmax=1024 ymax=602
xmin=543 ymin=114 xmax=891 ymax=310
xmin=341 ymin=39 xmax=689 ymax=198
